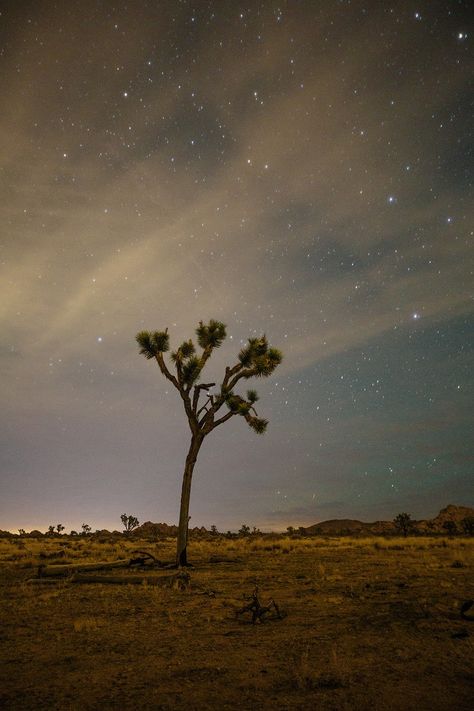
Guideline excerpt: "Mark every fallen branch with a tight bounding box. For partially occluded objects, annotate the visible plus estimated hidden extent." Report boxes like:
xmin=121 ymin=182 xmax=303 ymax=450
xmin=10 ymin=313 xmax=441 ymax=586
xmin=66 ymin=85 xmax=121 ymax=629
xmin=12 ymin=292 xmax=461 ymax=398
xmin=27 ymin=571 xmax=191 ymax=589
xmin=70 ymin=571 xmax=190 ymax=589
xmin=38 ymin=560 xmax=130 ymax=577
xmin=26 ymin=578 xmax=67 ymax=585
xmin=39 ymin=550 xmax=66 ymax=559
xmin=78 ymin=572 xmax=190 ymax=588
xmin=129 ymin=550 xmax=161 ymax=568
xmin=208 ymin=556 xmax=242 ymax=564
xmin=236 ymin=585 xmax=282 ymax=624
xmin=38 ymin=552 xmax=169 ymax=577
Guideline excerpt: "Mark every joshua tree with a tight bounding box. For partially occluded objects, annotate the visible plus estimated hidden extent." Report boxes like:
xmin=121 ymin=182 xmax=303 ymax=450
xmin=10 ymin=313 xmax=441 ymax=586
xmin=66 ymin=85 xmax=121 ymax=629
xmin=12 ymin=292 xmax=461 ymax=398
xmin=81 ymin=523 xmax=92 ymax=536
xmin=238 ymin=524 xmax=251 ymax=537
xmin=393 ymin=512 xmax=412 ymax=537
xmin=56 ymin=524 xmax=65 ymax=534
xmin=136 ymin=319 xmax=282 ymax=566
xmin=121 ymin=513 xmax=140 ymax=534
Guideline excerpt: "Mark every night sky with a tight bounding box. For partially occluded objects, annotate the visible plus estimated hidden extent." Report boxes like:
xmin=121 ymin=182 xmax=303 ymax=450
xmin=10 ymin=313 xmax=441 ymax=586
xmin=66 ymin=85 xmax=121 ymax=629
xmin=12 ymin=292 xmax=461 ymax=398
xmin=1 ymin=1 xmax=472 ymax=533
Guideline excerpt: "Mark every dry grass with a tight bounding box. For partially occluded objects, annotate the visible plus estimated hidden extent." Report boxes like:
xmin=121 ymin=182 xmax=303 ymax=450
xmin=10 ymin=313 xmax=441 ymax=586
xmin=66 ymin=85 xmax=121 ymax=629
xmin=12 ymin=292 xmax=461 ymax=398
xmin=0 ymin=535 xmax=473 ymax=710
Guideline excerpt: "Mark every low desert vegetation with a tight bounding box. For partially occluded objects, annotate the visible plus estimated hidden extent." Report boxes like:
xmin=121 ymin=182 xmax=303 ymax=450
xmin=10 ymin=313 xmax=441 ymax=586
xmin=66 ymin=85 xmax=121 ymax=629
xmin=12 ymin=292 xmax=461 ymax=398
xmin=0 ymin=533 xmax=473 ymax=710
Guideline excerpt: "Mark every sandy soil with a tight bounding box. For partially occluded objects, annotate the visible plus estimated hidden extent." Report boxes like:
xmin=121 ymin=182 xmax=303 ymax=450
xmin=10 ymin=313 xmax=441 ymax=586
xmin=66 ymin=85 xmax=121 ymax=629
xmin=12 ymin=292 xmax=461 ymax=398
xmin=1 ymin=535 xmax=473 ymax=710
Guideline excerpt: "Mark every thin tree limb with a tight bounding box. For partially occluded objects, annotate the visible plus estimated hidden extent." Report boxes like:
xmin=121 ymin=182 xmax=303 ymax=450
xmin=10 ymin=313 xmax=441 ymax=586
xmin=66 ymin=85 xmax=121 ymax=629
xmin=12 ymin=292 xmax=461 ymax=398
xmin=227 ymin=367 xmax=259 ymax=391
xmin=155 ymin=353 xmax=179 ymax=390
xmin=208 ymin=410 xmax=235 ymax=431
xmin=192 ymin=382 xmax=215 ymax=413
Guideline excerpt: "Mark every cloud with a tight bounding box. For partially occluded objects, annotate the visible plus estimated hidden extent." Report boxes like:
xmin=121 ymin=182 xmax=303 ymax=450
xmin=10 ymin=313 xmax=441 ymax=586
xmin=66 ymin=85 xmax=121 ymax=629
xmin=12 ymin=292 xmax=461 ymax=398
xmin=0 ymin=2 xmax=471 ymax=529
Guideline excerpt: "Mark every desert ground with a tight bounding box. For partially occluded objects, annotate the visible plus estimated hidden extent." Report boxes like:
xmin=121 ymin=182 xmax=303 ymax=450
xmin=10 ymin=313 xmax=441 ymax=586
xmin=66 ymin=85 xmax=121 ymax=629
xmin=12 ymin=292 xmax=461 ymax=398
xmin=1 ymin=534 xmax=473 ymax=710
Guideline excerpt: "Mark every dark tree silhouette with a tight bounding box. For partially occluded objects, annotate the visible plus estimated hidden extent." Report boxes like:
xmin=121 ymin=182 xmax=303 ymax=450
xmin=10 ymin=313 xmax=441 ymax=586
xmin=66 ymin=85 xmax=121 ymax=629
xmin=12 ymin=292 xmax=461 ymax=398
xmin=121 ymin=513 xmax=140 ymax=533
xmin=443 ymin=520 xmax=457 ymax=536
xmin=136 ymin=319 xmax=282 ymax=566
xmin=393 ymin=512 xmax=412 ymax=537
xmin=461 ymin=516 xmax=474 ymax=535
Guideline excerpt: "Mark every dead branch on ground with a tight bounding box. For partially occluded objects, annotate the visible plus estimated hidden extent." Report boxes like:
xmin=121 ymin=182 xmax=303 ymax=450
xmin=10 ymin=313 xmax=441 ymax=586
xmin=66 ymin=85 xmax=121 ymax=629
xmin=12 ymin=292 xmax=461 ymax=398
xmin=236 ymin=585 xmax=282 ymax=624
xmin=129 ymin=550 xmax=161 ymax=568
xmin=69 ymin=572 xmax=190 ymax=589
xmin=28 ymin=571 xmax=191 ymax=589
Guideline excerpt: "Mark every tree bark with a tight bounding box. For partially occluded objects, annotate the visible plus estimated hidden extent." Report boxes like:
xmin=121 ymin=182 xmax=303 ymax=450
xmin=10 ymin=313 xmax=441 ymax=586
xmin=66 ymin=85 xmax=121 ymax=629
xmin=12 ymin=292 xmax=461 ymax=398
xmin=176 ymin=433 xmax=204 ymax=566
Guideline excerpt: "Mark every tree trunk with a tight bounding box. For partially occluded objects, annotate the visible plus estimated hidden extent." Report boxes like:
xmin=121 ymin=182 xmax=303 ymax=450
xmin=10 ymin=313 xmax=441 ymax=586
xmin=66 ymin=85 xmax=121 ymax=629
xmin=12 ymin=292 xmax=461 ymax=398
xmin=176 ymin=433 xmax=203 ymax=566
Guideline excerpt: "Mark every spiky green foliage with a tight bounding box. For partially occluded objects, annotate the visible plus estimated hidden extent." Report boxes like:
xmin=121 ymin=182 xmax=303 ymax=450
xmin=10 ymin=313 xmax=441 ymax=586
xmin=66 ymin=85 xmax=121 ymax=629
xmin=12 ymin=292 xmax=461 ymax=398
xmin=238 ymin=336 xmax=267 ymax=366
xmin=247 ymin=416 xmax=268 ymax=434
xmin=196 ymin=319 xmax=227 ymax=349
xmin=237 ymin=337 xmax=282 ymax=377
xmin=136 ymin=331 xmax=156 ymax=359
xmin=152 ymin=330 xmax=170 ymax=352
xmin=225 ymin=394 xmax=252 ymax=416
xmin=225 ymin=394 xmax=241 ymax=413
xmin=237 ymin=401 xmax=251 ymax=415
xmin=225 ymin=393 xmax=252 ymax=417
xmin=171 ymin=340 xmax=196 ymax=364
xmin=180 ymin=340 xmax=195 ymax=358
xmin=182 ymin=356 xmax=202 ymax=386
xmin=267 ymin=347 xmax=283 ymax=365
xmin=250 ymin=356 xmax=271 ymax=377
xmin=137 ymin=330 xmax=170 ymax=359
xmin=248 ymin=336 xmax=268 ymax=356
xmin=246 ymin=389 xmax=259 ymax=404
xmin=238 ymin=345 xmax=253 ymax=367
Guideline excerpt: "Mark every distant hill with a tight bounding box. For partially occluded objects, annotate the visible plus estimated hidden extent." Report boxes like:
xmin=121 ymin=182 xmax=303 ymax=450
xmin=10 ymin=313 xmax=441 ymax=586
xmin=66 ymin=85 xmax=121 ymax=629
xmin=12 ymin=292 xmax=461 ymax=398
xmin=302 ymin=504 xmax=474 ymax=535
xmin=415 ymin=504 xmax=474 ymax=532
xmin=303 ymin=519 xmax=395 ymax=535
xmin=3 ymin=504 xmax=473 ymax=538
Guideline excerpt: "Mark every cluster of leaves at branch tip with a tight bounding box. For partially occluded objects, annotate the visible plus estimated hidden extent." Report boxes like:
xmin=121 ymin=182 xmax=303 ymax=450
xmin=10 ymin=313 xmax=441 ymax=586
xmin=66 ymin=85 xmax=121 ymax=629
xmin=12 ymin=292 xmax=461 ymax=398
xmin=136 ymin=329 xmax=170 ymax=359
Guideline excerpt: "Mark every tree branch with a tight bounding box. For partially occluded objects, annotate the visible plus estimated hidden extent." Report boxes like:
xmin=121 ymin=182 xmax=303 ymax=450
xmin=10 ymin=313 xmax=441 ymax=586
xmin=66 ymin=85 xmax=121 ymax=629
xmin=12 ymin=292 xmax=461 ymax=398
xmin=204 ymin=410 xmax=235 ymax=433
xmin=198 ymin=345 xmax=213 ymax=371
xmin=156 ymin=354 xmax=198 ymax=433
xmin=155 ymin=353 xmax=180 ymax=390
xmin=227 ymin=367 xmax=258 ymax=391
xmin=222 ymin=363 xmax=242 ymax=389
xmin=192 ymin=382 xmax=215 ymax=413
xmin=197 ymin=395 xmax=214 ymax=418
xmin=198 ymin=362 xmax=243 ymax=431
